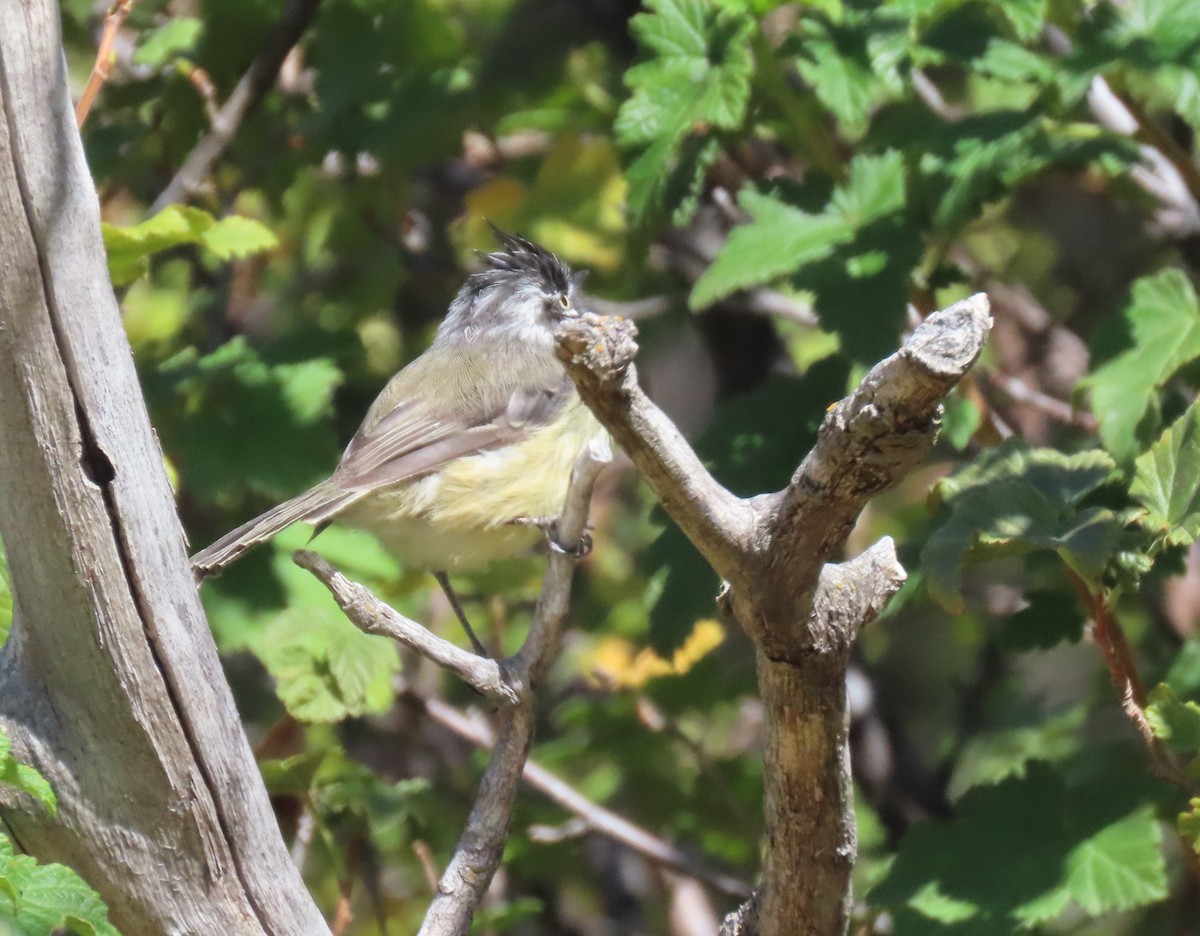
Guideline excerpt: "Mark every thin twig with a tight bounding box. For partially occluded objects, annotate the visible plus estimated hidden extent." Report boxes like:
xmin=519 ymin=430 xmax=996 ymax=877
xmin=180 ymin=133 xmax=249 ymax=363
xmin=415 ymin=439 xmax=610 ymax=936
xmin=151 ymin=0 xmax=323 ymax=211
xmin=76 ymin=0 xmax=136 ymax=128
xmin=294 ymin=550 xmax=516 ymax=706
xmin=290 ymin=801 xmax=316 ymax=872
xmin=555 ymin=314 xmax=756 ymax=583
xmin=1067 ymin=570 xmax=1200 ymax=796
xmin=412 ymin=841 xmax=440 ymax=895
xmin=985 ymin=370 xmax=1098 ymax=431
xmin=420 ymin=695 xmax=753 ymax=900
xmin=180 ymin=63 xmax=220 ymax=125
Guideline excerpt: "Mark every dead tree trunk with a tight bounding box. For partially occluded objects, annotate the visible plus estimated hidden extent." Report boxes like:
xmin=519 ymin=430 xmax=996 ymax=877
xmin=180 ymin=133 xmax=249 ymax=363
xmin=0 ymin=3 xmax=329 ymax=933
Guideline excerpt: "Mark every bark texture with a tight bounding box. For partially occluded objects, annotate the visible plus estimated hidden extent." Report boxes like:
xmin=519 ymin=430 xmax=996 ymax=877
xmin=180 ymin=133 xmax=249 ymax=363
xmin=0 ymin=3 xmax=329 ymax=933
xmin=556 ymin=298 xmax=990 ymax=936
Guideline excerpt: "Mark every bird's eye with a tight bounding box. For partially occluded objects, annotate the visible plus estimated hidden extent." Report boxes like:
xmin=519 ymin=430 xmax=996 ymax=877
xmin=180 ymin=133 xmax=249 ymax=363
xmin=557 ymin=293 xmax=571 ymax=311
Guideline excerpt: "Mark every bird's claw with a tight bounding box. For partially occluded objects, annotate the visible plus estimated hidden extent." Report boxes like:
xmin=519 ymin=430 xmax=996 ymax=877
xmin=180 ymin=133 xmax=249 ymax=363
xmin=511 ymin=515 xmax=593 ymax=557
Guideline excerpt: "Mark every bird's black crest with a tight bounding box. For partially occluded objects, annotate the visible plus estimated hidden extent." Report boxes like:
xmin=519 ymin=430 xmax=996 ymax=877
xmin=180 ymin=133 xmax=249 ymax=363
xmin=474 ymin=224 xmax=572 ymax=296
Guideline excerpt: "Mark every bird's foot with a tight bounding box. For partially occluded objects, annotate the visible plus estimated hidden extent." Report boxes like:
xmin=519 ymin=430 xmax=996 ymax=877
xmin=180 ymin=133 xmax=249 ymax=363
xmin=510 ymin=515 xmax=593 ymax=557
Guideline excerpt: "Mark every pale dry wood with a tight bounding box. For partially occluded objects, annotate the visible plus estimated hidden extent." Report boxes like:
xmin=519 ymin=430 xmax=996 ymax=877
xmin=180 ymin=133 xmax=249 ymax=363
xmin=294 ymin=551 xmax=519 ymax=705
xmin=556 ymin=297 xmax=990 ymax=936
xmin=417 ymin=439 xmax=610 ymax=936
xmin=0 ymin=3 xmax=328 ymax=933
xmin=298 ymin=440 xmax=611 ymax=936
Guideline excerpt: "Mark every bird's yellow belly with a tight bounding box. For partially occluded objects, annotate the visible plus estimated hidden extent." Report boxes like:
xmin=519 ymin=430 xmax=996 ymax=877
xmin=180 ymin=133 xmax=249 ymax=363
xmin=337 ymin=402 xmax=601 ymax=571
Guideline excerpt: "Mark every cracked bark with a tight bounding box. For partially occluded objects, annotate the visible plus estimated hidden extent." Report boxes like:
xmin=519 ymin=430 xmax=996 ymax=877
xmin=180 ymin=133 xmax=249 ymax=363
xmin=0 ymin=3 xmax=328 ymax=933
xmin=556 ymin=298 xmax=990 ymax=936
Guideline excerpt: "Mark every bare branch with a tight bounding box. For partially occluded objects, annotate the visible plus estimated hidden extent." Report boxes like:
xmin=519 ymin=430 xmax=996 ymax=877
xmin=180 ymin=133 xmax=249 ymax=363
xmin=417 ymin=439 xmax=611 ymax=936
xmin=421 ymin=696 xmax=753 ymax=901
xmin=151 ymin=0 xmax=323 ymax=211
xmin=75 ymin=0 xmax=135 ymax=128
xmin=557 ymin=293 xmax=989 ymax=936
xmin=761 ymin=296 xmax=991 ymax=612
xmin=555 ymin=315 xmax=755 ymax=583
xmin=293 ymin=550 xmax=517 ymax=706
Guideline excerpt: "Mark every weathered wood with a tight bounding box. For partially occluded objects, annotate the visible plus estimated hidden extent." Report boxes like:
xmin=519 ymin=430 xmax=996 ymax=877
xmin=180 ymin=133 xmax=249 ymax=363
xmin=0 ymin=3 xmax=329 ymax=933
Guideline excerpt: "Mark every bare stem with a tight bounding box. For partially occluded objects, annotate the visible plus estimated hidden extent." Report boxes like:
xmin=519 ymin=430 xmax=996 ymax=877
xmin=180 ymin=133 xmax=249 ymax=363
xmin=293 ymin=550 xmax=516 ymax=706
xmin=421 ymin=695 xmax=753 ymax=900
xmin=75 ymin=0 xmax=135 ymax=128
xmin=151 ymin=0 xmax=323 ymax=211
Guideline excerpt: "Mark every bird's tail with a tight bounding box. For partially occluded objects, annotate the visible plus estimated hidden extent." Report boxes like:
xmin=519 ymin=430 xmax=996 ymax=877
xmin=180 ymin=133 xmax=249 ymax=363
xmin=191 ymin=482 xmax=350 ymax=578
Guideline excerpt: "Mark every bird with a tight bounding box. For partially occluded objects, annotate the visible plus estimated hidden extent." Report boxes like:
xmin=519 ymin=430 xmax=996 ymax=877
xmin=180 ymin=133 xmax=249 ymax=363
xmin=191 ymin=228 xmax=604 ymax=652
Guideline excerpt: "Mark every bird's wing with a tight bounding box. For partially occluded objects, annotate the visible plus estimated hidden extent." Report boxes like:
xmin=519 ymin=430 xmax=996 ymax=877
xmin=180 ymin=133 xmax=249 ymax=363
xmin=329 ymin=373 xmax=576 ymax=494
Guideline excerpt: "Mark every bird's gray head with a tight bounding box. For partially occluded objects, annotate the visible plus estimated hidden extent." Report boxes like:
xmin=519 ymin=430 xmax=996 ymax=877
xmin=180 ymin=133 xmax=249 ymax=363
xmin=435 ymin=228 xmax=584 ymax=348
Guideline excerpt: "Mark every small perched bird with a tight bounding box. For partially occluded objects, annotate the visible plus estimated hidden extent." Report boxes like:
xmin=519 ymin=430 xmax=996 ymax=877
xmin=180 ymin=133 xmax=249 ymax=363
xmin=191 ymin=229 xmax=604 ymax=650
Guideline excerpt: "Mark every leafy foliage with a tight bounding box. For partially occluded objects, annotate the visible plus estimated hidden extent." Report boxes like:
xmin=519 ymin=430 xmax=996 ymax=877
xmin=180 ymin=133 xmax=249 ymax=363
xmin=52 ymin=0 xmax=1200 ymax=930
xmin=103 ymin=206 xmax=277 ymax=285
xmin=922 ymin=443 xmax=1122 ymax=609
xmin=0 ymin=731 xmax=118 ymax=936
xmin=259 ymin=607 xmax=400 ymax=723
xmin=616 ymin=0 xmax=754 ymax=230
xmin=872 ymin=763 xmax=1168 ymax=932
xmin=1085 ymin=271 xmax=1200 ymax=464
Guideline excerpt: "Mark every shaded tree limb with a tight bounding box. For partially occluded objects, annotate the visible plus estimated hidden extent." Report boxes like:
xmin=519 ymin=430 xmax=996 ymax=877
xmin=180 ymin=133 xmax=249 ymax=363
xmin=151 ymin=0 xmax=323 ymax=212
xmin=419 ymin=695 xmax=753 ymax=901
xmin=0 ymin=3 xmax=329 ymax=933
xmin=556 ymin=298 xmax=990 ymax=936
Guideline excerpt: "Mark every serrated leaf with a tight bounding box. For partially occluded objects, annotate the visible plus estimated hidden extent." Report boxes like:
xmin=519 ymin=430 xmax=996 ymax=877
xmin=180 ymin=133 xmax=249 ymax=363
xmin=691 ymin=191 xmax=854 ymax=307
xmin=1086 ymin=270 xmax=1200 ymax=463
xmin=1064 ymin=808 xmax=1166 ymax=915
xmin=132 ymin=17 xmax=202 ymax=68
xmin=616 ymin=0 xmax=754 ymax=230
xmin=0 ymin=728 xmax=55 ymax=817
xmin=871 ymin=763 xmax=1168 ymax=928
xmin=104 ymin=207 xmax=277 ymax=284
xmin=199 ymin=216 xmax=279 ymax=261
xmin=948 ymin=708 xmax=1085 ymax=799
xmin=0 ymin=831 xmax=120 ymax=936
xmin=259 ymin=606 xmax=399 ymax=723
xmin=923 ymin=443 xmax=1121 ymax=609
xmin=691 ymin=151 xmax=905 ymax=308
xmin=1132 ymin=403 xmax=1200 ymax=546
xmin=1146 ymin=684 xmax=1200 ymax=752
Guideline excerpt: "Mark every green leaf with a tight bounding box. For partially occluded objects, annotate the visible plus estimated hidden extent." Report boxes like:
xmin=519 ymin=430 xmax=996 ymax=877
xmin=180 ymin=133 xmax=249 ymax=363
xmin=132 ymin=17 xmax=203 ymax=68
xmin=1086 ymin=270 xmax=1200 ymax=463
xmin=0 ymin=728 xmax=55 ymax=817
xmin=0 ymin=831 xmax=120 ymax=936
xmin=1146 ymin=684 xmax=1200 ymax=753
xmin=199 ymin=216 xmax=279 ymax=261
xmin=1131 ymin=402 xmax=1200 ymax=546
xmin=1178 ymin=798 xmax=1200 ymax=854
xmin=690 ymin=191 xmax=854 ymax=308
xmin=691 ymin=151 xmax=905 ymax=308
xmin=948 ymin=708 xmax=1085 ymax=799
xmin=259 ymin=606 xmax=400 ymax=723
xmin=150 ymin=338 xmax=343 ymax=503
xmin=922 ymin=443 xmax=1121 ymax=610
xmin=871 ymin=763 xmax=1167 ymax=928
xmin=616 ymin=0 xmax=754 ymax=229
xmin=1064 ymin=807 xmax=1166 ymax=916
xmin=103 ymin=207 xmax=277 ymax=285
